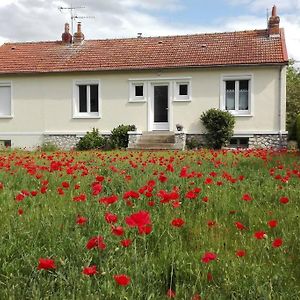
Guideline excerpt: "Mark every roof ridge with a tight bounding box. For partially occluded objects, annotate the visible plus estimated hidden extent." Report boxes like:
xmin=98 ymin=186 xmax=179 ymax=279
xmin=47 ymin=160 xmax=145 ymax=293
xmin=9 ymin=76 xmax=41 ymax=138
xmin=3 ymin=28 xmax=268 ymax=45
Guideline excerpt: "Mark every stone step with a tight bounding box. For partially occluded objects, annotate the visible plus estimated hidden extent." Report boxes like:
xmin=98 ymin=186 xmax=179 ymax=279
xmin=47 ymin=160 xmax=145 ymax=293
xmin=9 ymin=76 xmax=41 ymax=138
xmin=138 ymin=136 xmax=175 ymax=143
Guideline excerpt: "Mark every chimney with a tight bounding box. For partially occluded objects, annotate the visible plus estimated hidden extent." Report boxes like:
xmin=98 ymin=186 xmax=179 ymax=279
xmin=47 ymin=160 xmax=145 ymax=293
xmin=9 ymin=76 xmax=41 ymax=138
xmin=62 ymin=23 xmax=72 ymax=44
xmin=268 ymin=5 xmax=280 ymax=36
xmin=73 ymin=22 xmax=85 ymax=43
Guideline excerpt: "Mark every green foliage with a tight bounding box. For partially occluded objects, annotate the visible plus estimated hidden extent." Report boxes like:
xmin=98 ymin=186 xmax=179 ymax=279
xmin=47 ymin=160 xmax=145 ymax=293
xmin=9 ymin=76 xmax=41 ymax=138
xmin=39 ymin=142 xmax=59 ymax=152
xmin=200 ymin=108 xmax=235 ymax=149
xmin=76 ymin=128 xmax=108 ymax=150
xmin=286 ymin=62 xmax=300 ymax=138
xmin=296 ymin=113 xmax=300 ymax=149
xmin=186 ymin=138 xmax=202 ymax=150
xmin=110 ymin=124 xmax=136 ymax=149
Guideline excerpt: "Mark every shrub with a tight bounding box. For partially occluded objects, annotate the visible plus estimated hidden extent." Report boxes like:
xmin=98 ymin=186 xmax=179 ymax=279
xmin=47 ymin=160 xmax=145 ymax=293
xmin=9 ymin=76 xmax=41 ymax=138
xmin=76 ymin=128 xmax=108 ymax=150
xmin=110 ymin=124 xmax=136 ymax=149
xmin=288 ymin=118 xmax=297 ymax=141
xmin=296 ymin=113 xmax=300 ymax=149
xmin=186 ymin=138 xmax=202 ymax=150
xmin=200 ymin=108 xmax=235 ymax=149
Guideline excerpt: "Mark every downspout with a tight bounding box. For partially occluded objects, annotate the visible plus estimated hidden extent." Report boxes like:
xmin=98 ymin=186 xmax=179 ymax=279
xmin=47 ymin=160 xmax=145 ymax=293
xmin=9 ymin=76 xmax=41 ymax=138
xmin=278 ymin=65 xmax=283 ymax=148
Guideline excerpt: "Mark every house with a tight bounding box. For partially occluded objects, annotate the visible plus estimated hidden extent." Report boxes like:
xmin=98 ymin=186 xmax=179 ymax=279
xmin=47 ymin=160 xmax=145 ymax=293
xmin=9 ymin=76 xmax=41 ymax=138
xmin=0 ymin=6 xmax=288 ymax=150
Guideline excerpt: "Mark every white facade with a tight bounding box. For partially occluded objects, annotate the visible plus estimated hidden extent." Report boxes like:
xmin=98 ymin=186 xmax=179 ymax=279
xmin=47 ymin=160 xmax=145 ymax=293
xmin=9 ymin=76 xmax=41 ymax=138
xmin=0 ymin=65 xmax=286 ymax=149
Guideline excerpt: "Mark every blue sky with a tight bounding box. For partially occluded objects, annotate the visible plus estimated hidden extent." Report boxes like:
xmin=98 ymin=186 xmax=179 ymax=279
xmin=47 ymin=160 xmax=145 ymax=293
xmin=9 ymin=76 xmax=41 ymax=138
xmin=0 ymin=0 xmax=299 ymax=62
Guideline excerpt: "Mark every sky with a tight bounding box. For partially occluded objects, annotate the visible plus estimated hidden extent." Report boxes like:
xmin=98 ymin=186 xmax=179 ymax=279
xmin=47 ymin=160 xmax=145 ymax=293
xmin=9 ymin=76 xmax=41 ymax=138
xmin=0 ymin=0 xmax=299 ymax=64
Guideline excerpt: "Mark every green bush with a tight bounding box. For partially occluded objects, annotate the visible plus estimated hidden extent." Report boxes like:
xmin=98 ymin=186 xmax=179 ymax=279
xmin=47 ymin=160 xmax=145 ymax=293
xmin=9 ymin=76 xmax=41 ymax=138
xmin=76 ymin=128 xmax=108 ymax=150
xmin=186 ymin=138 xmax=202 ymax=150
xmin=200 ymin=108 xmax=235 ymax=149
xmin=110 ymin=124 xmax=136 ymax=149
xmin=288 ymin=118 xmax=297 ymax=141
xmin=296 ymin=113 xmax=300 ymax=149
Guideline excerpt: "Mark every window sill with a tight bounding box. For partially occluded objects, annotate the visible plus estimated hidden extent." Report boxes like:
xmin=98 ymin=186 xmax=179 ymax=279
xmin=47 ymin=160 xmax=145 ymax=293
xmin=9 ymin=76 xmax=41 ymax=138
xmin=73 ymin=115 xmax=101 ymax=119
xmin=226 ymin=111 xmax=253 ymax=117
xmin=0 ymin=115 xmax=13 ymax=119
xmin=173 ymin=98 xmax=191 ymax=102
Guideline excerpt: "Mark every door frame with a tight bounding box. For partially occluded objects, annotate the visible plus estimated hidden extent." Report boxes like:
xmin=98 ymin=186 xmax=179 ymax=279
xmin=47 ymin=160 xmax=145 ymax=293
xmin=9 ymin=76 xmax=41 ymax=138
xmin=148 ymin=81 xmax=172 ymax=131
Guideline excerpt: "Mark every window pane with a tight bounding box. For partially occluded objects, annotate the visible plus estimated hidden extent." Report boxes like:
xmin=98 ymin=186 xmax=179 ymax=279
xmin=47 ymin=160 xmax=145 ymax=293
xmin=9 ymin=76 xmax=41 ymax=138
xmin=239 ymin=80 xmax=249 ymax=110
xmin=225 ymin=81 xmax=235 ymax=110
xmin=179 ymin=84 xmax=188 ymax=96
xmin=135 ymin=85 xmax=143 ymax=97
xmin=79 ymin=85 xmax=87 ymax=112
xmin=0 ymin=86 xmax=11 ymax=116
xmin=90 ymin=85 xmax=99 ymax=112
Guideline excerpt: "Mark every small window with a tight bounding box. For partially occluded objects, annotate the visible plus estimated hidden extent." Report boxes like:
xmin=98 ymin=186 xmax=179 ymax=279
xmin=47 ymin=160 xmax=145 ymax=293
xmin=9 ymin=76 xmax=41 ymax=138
xmin=0 ymin=140 xmax=11 ymax=148
xmin=135 ymin=85 xmax=144 ymax=97
xmin=74 ymin=81 xmax=100 ymax=118
xmin=174 ymin=81 xmax=191 ymax=101
xmin=129 ymin=82 xmax=146 ymax=102
xmin=0 ymin=83 xmax=12 ymax=117
xmin=229 ymin=137 xmax=249 ymax=148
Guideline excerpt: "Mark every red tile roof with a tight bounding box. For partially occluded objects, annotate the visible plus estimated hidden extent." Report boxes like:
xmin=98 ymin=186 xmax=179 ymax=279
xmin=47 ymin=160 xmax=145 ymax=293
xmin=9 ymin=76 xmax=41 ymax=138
xmin=0 ymin=29 xmax=288 ymax=75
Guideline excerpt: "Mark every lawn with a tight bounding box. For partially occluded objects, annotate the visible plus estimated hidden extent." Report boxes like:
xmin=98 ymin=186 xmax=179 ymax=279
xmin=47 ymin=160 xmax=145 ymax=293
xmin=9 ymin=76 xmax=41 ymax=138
xmin=0 ymin=149 xmax=299 ymax=299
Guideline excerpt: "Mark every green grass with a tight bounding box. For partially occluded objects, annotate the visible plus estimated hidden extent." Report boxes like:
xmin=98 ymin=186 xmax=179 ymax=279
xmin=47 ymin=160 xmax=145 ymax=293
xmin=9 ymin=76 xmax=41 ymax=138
xmin=0 ymin=149 xmax=299 ymax=299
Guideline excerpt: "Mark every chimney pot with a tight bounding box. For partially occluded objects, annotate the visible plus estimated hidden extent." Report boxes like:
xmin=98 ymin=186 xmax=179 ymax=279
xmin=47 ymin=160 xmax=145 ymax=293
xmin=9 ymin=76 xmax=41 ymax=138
xmin=73 ymin=22 xmax=85 ymax=43
xmin=62 ymin=23 xmax=72 ymax=44
xmin=268 ymin=5 xmax=280 ymax=36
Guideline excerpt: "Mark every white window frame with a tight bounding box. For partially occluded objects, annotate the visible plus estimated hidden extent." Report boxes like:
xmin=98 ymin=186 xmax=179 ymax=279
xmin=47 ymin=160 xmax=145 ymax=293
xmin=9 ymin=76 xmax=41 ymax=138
xmin=73 ymin=80 xmax=101 ymax=119
xmin=129 ymin=81 xmax=147 ymax=102
xmin=173 ymin=80 xmax=192 ymax=101
xmin=0 ymin=81 xmax=13 ymax=118
xmin=220 ymin=74 xmax=254 ymax=116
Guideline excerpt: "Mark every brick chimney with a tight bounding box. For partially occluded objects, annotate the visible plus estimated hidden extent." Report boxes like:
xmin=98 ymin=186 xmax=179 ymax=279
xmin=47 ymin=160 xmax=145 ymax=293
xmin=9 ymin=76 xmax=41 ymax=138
xmin=73 ymin=22 xmax=85 ymax=43
xmin=268 ymin=5 xmax=280 ymax=36
xmin=62 ymin=23 xmax=72 ymax=44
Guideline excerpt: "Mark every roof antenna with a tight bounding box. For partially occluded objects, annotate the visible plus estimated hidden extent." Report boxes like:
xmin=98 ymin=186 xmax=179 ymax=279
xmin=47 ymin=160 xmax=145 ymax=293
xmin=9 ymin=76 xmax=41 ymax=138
xmin=58 ymin=1 xmax=95 ymax=36
xmin=266 ymin=8 xmax=269 ymax=27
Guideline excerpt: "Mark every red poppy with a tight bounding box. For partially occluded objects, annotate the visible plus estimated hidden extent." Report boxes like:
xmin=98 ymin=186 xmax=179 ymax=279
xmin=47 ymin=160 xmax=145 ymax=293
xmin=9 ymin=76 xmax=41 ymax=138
xmin=15 ymin=193 xmax=25 ymax=202
xmin=82 ymin=265 xmax=97 ymax=276
xmin=201 ymin=252 xmax=217 ymax=263
xmin=166 ymin=288 xmax=176 ymax=298
xmin=92 ymin=183 xmax=102 ymax=196
xmin=207 ymin=272 xmax=213 ymax=281
xmin=61 ymin=181 xmax=70 ymax=188
xmin=112 ymin=226 xmax=124 ymax=236
xmin=236 ymin=250 xmax=246 ymax=257
xmin=125 ymin=210 xmax=151 ymax=228
xmin=99 ymin=195 xmax=118 ymax=205
xmin=138 ymin=224 xmax=152 ymax=235
xmin=76 ymin=215 xmax=88 ymax=225
xmin=37 ymin=258 xmax=56 ymax=270
xmin=120 ymin=239 xmax=132 ymax=247
xmin=268 ymin=220 xmax=278 ymax=228
xmin=86 ymin=236 xmax=106 ymax=250
xmin=279 ymin=196 xmax=289 ymax=204
xmin=113 ymin=274 xmax=130 ymax=286
xmin=254 ymin=231 xmax=266 ymax=239
xmin=202 ymin=196 xmax=209 ymax=202
xmin=185 ymin=191 xmax=197 ymax=199
xmin=104 ymin=212 xmax=118 ymax=224
xmin=192 ymin=294 xmax=201 ymax=300
xmin=18 ymin=208 xmax=23 ymax=215
xmin=207 ymin=220 xmax=216 ymax=228
xmin=235 ymin=222 xmax=247 ymax=230
xmin=242 ymin=193 xmax=252 ymax=201
xmin=272 ymin=238 xmax=283 ymax=248
xmin=171 ymin=218 xmax=185 ymax=227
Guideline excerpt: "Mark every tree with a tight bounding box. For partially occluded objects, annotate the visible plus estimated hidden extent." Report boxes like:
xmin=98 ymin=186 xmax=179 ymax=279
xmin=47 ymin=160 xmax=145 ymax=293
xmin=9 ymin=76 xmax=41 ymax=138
xmin=286 ymin=61 xmax=300 ymax=139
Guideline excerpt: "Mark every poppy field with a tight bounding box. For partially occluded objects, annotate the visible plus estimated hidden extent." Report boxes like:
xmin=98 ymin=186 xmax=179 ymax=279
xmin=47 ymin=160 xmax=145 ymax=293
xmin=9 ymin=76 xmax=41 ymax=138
xmin=0 ymin=149 xmax=299 ymax=299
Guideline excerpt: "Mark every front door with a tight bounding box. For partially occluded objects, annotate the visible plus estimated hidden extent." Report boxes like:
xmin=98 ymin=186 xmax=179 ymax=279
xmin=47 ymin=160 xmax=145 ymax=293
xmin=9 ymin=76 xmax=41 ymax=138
xmin=152 ymin=84 xmax=169 ymax=130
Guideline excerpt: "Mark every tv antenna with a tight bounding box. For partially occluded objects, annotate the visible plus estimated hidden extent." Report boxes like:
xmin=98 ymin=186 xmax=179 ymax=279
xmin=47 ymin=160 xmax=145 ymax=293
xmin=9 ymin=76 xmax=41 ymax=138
xmin=58 ymin=3 xmax=95 ymax=35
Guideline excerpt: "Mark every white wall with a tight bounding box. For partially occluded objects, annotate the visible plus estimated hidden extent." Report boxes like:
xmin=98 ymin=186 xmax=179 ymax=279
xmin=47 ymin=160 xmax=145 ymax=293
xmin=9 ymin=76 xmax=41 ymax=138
xmin=0 ymin=65 xmax=286 ymax=148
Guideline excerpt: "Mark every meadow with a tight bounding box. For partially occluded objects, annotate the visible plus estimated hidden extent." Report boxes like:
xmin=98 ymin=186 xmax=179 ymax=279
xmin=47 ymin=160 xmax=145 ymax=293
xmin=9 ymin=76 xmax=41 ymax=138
xmin=0 ymin=149 xmax=299 ymax=299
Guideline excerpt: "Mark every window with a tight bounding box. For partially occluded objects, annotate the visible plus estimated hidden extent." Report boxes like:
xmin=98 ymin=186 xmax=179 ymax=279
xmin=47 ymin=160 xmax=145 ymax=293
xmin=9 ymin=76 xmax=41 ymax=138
xmin=129 ymin=82 xmax=146 ymax=102
xmin=222 ymin=76 xmax=252 ymax=115
xmin=174 ymin=81 xmax=191 ymax=101
xmin=229 ymin=137 xmax=249 ymax=148
xmin=0 ymin=82 xmax=12 ymax=117
xmin=74 ymin=81 xmax=100 ymax=118
xmin=0 ymin=140 xmax=11 ymax=148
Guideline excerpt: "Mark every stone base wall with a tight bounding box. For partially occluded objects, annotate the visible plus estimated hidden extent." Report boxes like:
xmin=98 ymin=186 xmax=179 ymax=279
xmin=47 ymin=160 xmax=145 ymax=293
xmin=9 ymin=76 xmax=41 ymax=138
xmin=43 ymin=135 xmax=81 ymax=150
xmin=174 ymin=132 xmax=186 ymax=150
xmin=248 ymin=134 xmax=288 ymax=149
